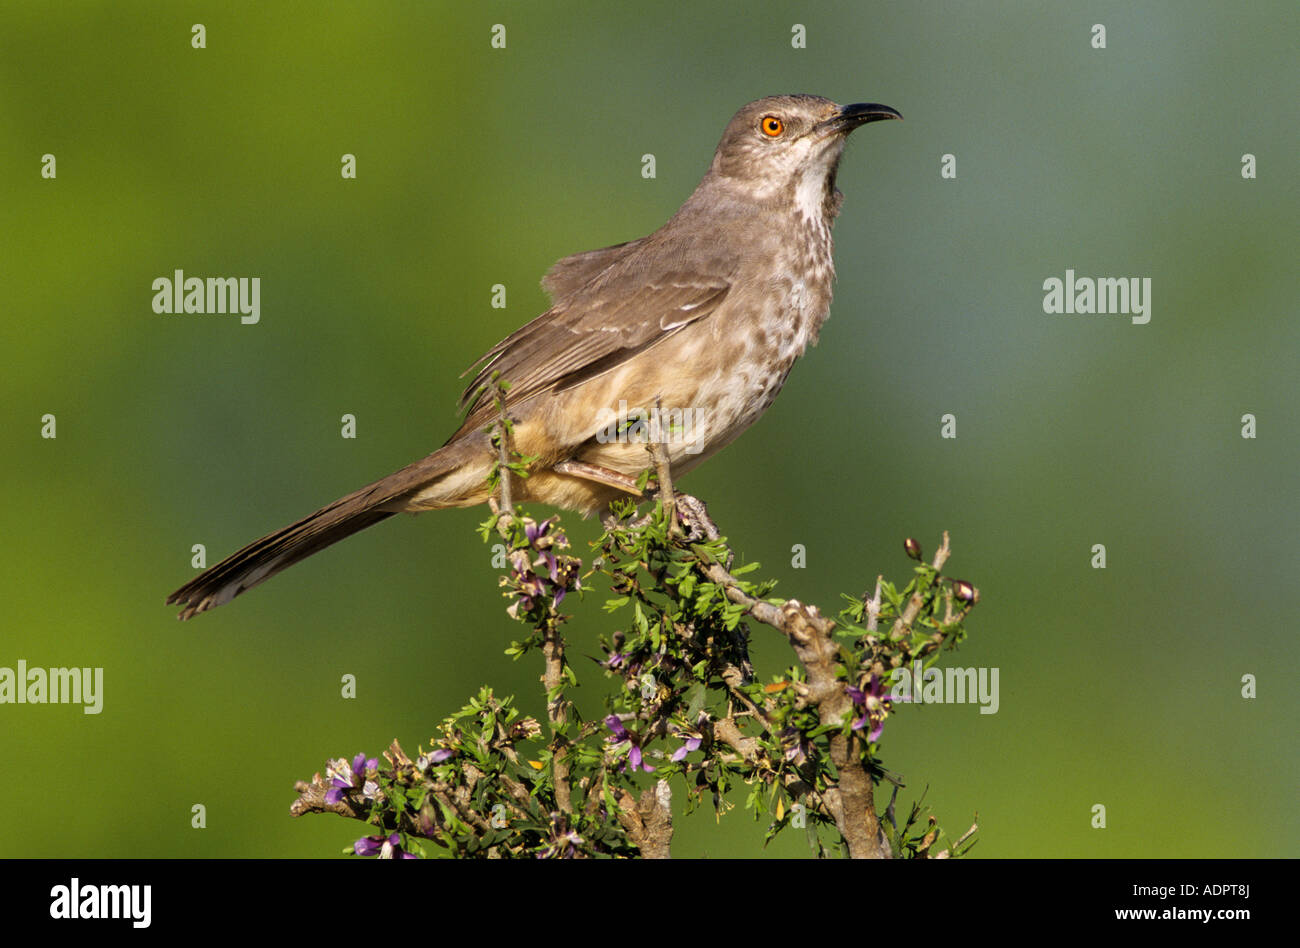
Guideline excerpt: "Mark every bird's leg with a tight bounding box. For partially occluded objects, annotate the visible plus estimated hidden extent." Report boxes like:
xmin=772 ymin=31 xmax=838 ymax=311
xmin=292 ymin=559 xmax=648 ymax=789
xmin=553 ymin=460 xmax=644 ymax=496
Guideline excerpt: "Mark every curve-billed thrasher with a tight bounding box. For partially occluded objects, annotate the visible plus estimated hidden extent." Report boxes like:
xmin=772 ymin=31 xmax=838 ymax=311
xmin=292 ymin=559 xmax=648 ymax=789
xmin=167 ymin=94 xmax=901 ymax=619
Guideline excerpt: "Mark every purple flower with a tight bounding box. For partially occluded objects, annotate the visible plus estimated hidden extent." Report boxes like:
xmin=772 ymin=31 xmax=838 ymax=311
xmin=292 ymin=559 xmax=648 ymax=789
xmin=627 ymin=744 xmax=655 ymax=773
xmin=417 ymin=747 xmax=455 ymax=771
xmin=671 ymin=736 xmax=702 ymax=762
xmin=503 ymin=517 xmax=582 ymax=619
xmin=847 ymin=674 xmax=893 ymax=742
xmin=509 ymin=549 xmax=532 ymax=574
xmin=537 ymin=813 xmax=583 ymax=859
xmin=524 ymin=517 xmax=555 ymax=546
xmin=538 ymin=830 xmax=583 ymax=859
xmin=507 ymin=566 xmax=548 ymax=618
xmin=780 ymin=726 xmax=811 ymax=767
xmin=537 ymin=550 xmax=558 ymax=580
xmin=605 ymin=715 xmax=654 ymax=772
xmin=325 ymin=753 xmax=377 ymax=805
xmin=355 ymin=832 xmax=417 ymax=859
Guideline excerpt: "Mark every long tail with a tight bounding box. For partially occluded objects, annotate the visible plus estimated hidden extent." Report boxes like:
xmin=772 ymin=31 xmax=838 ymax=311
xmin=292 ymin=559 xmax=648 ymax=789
xmin=167 ymin=438 xmax=486 ymax=619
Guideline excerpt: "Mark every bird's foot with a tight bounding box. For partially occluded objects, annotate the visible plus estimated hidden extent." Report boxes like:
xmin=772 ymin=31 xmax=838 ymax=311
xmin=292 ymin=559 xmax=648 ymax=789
xmin=674 ymin=494 xmax=733 ymax=568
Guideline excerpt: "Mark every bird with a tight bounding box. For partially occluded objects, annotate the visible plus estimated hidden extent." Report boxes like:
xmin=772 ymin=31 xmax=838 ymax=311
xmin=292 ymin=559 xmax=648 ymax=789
xmin=167 ymin=94 xmax=901 ymax=619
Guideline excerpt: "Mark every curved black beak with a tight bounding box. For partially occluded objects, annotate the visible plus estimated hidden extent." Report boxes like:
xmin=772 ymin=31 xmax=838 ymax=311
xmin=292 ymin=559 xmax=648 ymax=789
xmin=819 ymin=102 xmax=903 ymax=134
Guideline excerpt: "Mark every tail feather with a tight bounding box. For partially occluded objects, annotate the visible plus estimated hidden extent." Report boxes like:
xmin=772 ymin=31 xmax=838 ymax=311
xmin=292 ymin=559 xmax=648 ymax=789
xmin=167 ymin=439 xmax=480 ymax=619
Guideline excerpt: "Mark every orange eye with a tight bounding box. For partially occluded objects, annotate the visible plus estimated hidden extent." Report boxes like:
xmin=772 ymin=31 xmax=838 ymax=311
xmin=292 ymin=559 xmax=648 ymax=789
xmin=760 ymin=115 xmax=784 ymax=137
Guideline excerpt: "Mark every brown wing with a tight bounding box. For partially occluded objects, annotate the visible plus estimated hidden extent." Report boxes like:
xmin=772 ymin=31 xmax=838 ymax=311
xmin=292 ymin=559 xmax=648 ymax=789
xmin=456 ymin=273 xmax=729 ymax=435
xmin=540 ymin=238 xmax=647 ymax=302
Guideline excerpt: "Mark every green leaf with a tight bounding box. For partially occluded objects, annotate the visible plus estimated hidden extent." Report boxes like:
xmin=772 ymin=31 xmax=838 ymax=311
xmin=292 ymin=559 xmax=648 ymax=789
xmin=686 ymin=683 xmax=707 ymax=720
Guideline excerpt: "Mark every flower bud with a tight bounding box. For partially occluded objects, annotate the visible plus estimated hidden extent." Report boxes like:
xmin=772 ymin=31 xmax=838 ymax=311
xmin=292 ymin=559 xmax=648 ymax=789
xmin=952 ymin=580 xmax=978 ymax=604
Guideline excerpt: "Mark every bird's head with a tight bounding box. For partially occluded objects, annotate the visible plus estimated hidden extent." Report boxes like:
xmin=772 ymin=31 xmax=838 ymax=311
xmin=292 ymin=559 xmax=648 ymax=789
xmin=707 ymin=95 xmax=901 ymax=217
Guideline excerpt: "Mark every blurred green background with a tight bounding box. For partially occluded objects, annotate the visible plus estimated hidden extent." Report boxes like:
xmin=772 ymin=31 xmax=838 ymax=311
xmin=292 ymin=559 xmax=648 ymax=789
xmin=1 ymin=0 xmax=1294 ymax=858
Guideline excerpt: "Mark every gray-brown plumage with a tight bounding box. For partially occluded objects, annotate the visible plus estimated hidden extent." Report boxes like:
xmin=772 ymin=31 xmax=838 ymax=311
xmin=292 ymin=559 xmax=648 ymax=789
xmin=167 ymin=95 xmax=900 ymax=619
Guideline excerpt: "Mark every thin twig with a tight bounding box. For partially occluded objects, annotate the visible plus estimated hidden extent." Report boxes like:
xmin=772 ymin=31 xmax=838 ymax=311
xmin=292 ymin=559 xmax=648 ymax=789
xmin=493 ymin=421 xmax=514 ymax=516
xmin=865 ymin=575 xmax=883 ymax=632
xmin=889 ymin=531 xmax=951 ymax=640
xmin=544 ymin=624 xmax=572 ymax=813
xmin=647 ymin=397 xmax=678 ymax=535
